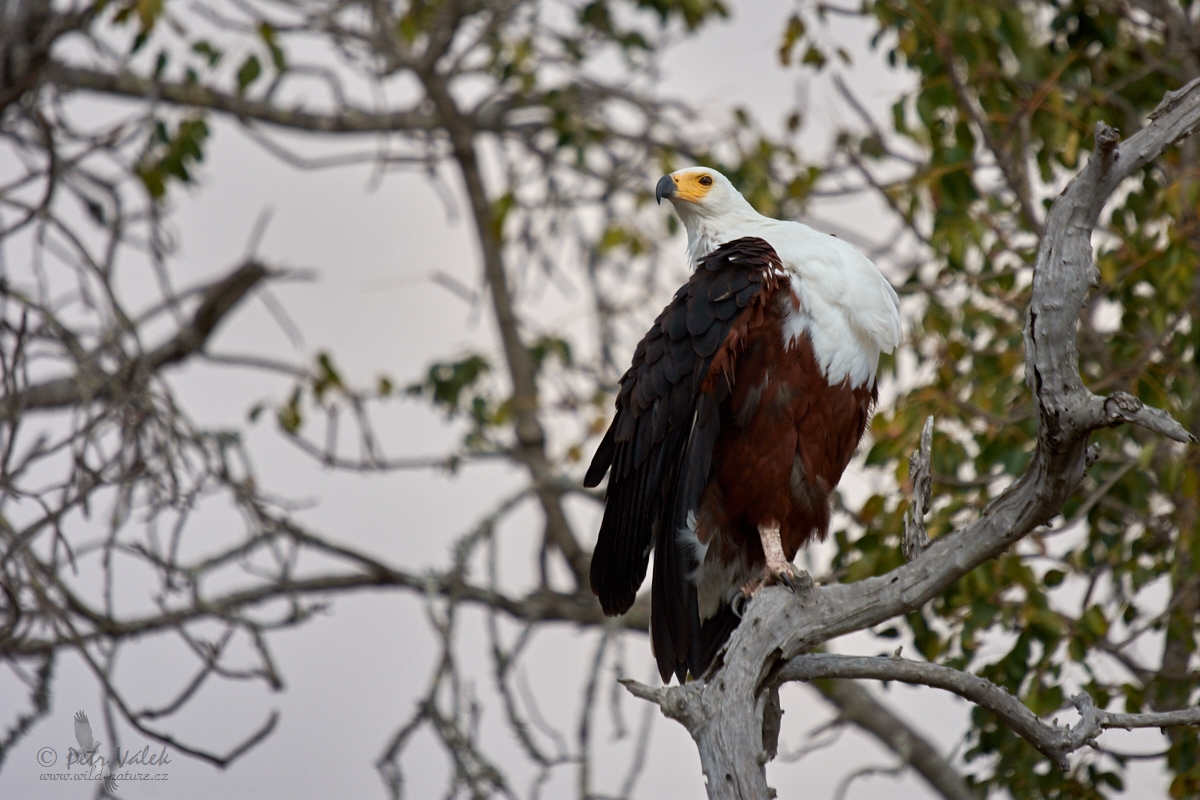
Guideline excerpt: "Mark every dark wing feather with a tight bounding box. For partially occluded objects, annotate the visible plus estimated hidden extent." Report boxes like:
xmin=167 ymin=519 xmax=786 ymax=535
xmin=583 ymin=425 xmax=615 ymax=488
xmin=696 ymin=604 xmax=741 ymax=676
xmin=693 ymin=321 xmax=726 ymax=358
xmin=587 ymin=238 xmax=784 ymax=682
xmin=735 ymin=281 xmax=761 ymax=306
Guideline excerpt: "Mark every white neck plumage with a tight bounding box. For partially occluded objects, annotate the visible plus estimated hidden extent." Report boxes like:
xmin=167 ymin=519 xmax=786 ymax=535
xmin=673 ymin=201 xmax=902 ymax=392
xmin=680 ymin=206 xmax=765 ymax=266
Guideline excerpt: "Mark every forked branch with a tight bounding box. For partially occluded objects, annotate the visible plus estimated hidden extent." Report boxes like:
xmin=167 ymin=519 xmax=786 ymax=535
xmin=777 ymin=654 xmax=1200 ymax=771
xmin=622 ymin=80 xmax=1200 ymax=800
xmin=1 ymin=261 xmax=274 ymax=417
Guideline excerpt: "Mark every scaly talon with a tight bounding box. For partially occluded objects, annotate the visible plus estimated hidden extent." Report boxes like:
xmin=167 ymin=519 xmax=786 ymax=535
xmin=739 ymin=574 xmax=765 ymax=599
xmin=779 ymin=570 xmax=796 ymax=593
xmin=734 ymin=523 xmax=814 ymax=599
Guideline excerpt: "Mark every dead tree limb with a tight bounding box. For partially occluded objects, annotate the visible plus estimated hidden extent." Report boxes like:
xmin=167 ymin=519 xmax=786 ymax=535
xmin=781 ymin=653 xmax=1200 ymax=771
xmin=622 ymin=80 xmax=1200 ymax=800
xmin=1 ymin=261 xmax=272 ymax=417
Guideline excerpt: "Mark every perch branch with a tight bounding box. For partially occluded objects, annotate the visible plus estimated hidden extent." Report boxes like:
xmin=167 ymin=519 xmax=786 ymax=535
xmin=620 ymin=79 xmax=1200 ymax=800
xmin=777 ymin=654 xmax=1200 ymax=771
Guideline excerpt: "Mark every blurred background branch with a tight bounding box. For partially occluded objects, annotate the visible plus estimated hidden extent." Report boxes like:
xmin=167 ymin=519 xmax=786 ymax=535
xmin=2 ymin=0 xmax=1199 ymax=798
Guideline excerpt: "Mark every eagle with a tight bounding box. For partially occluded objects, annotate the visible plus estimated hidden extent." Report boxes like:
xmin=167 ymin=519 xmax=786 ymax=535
xmin=585 ymin=167 xmax=901 ymax=683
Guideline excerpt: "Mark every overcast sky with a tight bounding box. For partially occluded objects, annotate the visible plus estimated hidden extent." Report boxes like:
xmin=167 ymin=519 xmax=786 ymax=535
xmin=0 ymin=3 xmax=1173 ymax=799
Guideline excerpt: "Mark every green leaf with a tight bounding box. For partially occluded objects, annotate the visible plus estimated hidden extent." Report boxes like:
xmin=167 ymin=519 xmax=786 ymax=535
xmin=277 ymin=386 xmax=303 ymax=434
xmin=237 ymin=55 xmax=262 ymax=93
xmin=778 ymin=14 xmax=806 ymax=65
xmin=1078 ymin=605 xmax=1109 ymax=643
xmin=191 ymin=40 xmax=222 ymax=67
xmin=258 ymin=22 xmax=287 ymax=71
xmin=136 ymin=115 xmax=210 ymax=199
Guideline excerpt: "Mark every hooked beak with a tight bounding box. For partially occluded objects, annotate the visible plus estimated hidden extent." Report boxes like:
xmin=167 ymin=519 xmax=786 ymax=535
xmin=655 ymin=175 xmax=676 ymax=205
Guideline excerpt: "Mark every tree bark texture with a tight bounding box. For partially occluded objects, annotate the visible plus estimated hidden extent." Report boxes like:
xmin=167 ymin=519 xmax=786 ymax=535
xmin=624 ymin=79 xmax=1200 ymax=800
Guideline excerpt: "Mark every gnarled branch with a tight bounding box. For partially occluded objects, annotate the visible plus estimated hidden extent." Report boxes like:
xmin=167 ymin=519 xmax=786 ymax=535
xmin=777 ymin=653 xmax=1200 ymax=771
xmin=621 ymin=79 xmax=1200 ymax=800
xmin=1 ymin=261 xmax=273 ymax=417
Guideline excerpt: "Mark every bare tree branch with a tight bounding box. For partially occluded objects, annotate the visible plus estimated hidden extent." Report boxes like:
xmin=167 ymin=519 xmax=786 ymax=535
xmin=630 ymin=643 xmax=1200 ymax=794
xmin=939 ymin=39 xmax=1044 ymax=237
xmin=781 ymin=654 xmax=1200 ymax=771
xmin=902 ymin=416 xmax=933 ymax=561
xmin=7 ymin=1 xmax=1198 ymax=796
xmin=620 ymin=77 xmax=1200 ymax=800
xmin=43 ymin=64 xmax=522 ymax=135
xmin=414 ymin=39 xmax=589 ymax=587
xmin=1 ymin=261 xmax=272 ymax=416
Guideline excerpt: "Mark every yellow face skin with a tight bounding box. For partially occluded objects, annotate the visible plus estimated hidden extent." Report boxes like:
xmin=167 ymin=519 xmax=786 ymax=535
xmin=666 ymin=170 xmax=715 ymax=203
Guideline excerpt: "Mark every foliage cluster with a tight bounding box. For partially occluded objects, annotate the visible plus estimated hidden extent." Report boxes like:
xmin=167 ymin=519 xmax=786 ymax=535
xmin=1 ymin=0 xmax=1197 ymax=797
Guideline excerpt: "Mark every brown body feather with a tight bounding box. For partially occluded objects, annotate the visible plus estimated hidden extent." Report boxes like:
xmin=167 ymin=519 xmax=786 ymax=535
xmin=587 ymin=237 xmax=876 ymax=683
xmin=692 ymin=290 xmax=874 ymax=626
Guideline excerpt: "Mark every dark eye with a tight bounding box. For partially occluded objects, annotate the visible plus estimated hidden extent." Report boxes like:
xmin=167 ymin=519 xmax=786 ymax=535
xmin=698 ymin=175 xmax=713 ymax=186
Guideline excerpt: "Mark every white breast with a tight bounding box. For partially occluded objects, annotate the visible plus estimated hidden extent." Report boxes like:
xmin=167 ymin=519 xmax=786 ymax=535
xmin=700 ymin=218 xmax=901 ymax=389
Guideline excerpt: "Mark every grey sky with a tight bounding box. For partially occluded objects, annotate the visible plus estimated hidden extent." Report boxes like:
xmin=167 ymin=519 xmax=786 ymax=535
xmin=0 ymin=3 xmax=1174 ymax=798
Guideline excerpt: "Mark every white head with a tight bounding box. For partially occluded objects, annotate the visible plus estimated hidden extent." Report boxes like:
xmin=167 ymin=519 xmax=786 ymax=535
xmin=655 ymin=167 xmax=761 ymax=257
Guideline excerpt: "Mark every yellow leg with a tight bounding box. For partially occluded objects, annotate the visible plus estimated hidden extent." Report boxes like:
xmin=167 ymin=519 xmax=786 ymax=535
xmin=740 ymin=522 xmax=805 ymax=597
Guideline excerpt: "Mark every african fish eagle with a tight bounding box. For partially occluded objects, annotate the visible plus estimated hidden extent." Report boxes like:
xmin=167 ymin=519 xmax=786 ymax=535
xmin=585 ymin=167 xmax=902 ymax=684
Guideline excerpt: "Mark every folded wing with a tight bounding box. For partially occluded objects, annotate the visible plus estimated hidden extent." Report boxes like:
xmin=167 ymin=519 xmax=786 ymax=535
xmin=586 ymin=237 xmax=783 ymax=681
